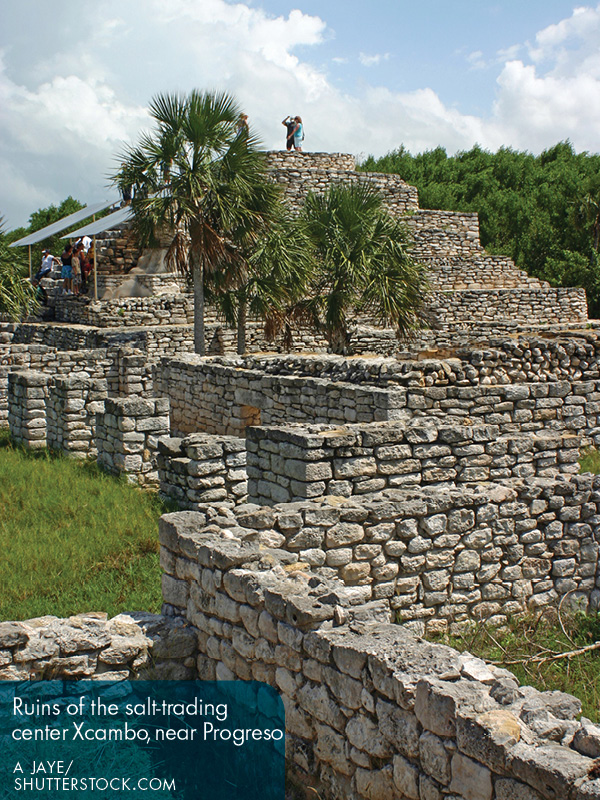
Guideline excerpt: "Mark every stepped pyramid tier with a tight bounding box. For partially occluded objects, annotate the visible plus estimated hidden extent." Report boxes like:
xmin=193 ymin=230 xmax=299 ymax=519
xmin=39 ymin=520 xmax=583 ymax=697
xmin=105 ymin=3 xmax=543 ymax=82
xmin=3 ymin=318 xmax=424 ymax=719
xmin=265 ymin=151 xmax=588 ymax=334
xmin=53 ymin=150 xmax=587 ymax=349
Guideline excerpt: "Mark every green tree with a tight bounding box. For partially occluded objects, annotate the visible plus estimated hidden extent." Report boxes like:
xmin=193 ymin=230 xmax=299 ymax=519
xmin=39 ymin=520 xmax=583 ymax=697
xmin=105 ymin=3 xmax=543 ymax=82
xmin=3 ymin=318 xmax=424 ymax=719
xmin=210 ymin=212 xmax=315 ymax=354
xmin=360 ymin=141 xmax=600 ymax=314
xmin=112 ymin=91 xmax=281 ymax=355
xmin=576 ymin=176 xmax=600 ymax=254
xmin=300 ymin=184 xmax=428 ymax=354
xmin=0 ymin=220 xmax=37 ymax=320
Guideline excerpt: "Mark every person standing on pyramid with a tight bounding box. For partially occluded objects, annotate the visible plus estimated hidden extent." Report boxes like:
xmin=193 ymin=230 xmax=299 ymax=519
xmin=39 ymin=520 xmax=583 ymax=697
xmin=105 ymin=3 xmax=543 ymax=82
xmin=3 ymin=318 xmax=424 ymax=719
xmin=282 ymin=115 xmax=296 ymax=151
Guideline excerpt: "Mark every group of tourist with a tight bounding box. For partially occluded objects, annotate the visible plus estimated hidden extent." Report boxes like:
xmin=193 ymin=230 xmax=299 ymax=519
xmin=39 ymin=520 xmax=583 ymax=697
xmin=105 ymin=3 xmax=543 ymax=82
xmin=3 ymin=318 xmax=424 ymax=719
xmin=236 ymin=113 xmax=305 ymax=151
xmin=60 ymin=237 xmax=94 ymax=296
xmin=33 ymin=237 xmax=94 ymax=300
xmin=282 ymin=115 xmax=304 ymax=151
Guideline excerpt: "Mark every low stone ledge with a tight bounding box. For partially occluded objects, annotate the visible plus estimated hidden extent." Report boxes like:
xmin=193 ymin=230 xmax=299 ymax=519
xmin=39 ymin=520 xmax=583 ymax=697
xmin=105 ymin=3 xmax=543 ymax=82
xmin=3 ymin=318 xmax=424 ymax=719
xmin=7 ymin=370 xmax=50 ymax=448
xmin=247 ymin=419 xmax=582 ymax=506
xmin=96 ymin=396 xmax=170 ymax=485
xmin=157 ymin=431 xmax=247 ymax=509
xmin=0 ymin=612 xmax=197 ymax=681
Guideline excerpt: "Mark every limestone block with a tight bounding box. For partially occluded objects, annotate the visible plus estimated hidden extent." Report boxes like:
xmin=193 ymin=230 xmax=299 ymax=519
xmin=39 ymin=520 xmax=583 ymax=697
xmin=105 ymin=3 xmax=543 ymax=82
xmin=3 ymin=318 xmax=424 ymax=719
xmin=449 ymin=753 xmax=493 ymax=800
xmin=354 ymin=766 xmax=395 ymax=800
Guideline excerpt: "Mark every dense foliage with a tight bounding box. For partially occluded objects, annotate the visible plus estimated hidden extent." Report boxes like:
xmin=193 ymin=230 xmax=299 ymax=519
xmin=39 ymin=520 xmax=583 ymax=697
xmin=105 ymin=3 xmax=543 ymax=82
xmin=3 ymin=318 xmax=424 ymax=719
xmin=299 ymin=184 xmax=428 ymax=353
xmin=0 ymin=220 xmax=37 ymax=320
xmin=360 ymin=142 xmax=600 ymax=316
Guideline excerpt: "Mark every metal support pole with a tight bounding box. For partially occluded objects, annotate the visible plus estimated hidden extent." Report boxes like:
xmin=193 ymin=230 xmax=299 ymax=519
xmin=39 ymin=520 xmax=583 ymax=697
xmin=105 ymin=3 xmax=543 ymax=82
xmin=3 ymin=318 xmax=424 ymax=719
xmin=93 ymin=214 xmax=98 ymax=301
xmin=28 ymin=245 xmax=32 ymax=280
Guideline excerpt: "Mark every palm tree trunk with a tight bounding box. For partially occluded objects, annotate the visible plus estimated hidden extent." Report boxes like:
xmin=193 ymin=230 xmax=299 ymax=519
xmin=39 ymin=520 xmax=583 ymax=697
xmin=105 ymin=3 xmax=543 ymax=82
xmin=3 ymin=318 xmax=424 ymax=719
xmin=329 ymin=327 xmax=349 ymax=356
xmin=237 ymin=298 xmax=247 ymax=355
xmin=193 ymin=260 xmax=205 ymax=355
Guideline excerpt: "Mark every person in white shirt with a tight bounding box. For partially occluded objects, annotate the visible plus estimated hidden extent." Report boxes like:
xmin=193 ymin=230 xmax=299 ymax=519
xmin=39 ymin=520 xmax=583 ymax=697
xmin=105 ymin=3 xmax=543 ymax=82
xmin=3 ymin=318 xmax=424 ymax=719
xmin=36 ymin=250 xmax=59 ymax=280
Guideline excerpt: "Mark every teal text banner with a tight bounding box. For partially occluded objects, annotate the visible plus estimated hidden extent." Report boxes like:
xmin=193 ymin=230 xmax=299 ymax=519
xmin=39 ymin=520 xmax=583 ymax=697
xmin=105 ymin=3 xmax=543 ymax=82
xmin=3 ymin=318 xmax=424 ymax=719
xmin=0 ymin=681 xmax=285 ymax=799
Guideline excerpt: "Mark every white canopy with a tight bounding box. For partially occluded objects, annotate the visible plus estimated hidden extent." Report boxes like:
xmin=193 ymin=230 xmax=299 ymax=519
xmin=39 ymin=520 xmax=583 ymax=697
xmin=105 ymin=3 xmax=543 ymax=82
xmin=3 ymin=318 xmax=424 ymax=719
xmin=9 ymin=200 xmax=118 ymax=247
xmin=62 ymin=206 xmax=133 ymax=238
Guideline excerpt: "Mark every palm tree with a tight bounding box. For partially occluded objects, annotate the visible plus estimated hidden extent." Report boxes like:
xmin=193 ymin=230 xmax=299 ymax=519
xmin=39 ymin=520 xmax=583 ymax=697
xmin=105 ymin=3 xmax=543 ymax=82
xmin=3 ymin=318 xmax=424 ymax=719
xmin=210 ymin=211 xmax=315 ymax=354
xmin=0 ymin=219 xmax=37 ymax=320
xmin=300 ymin=184 xmax=428 ymax=354
xmin=112 ymin=91 xmax=280 ymax=355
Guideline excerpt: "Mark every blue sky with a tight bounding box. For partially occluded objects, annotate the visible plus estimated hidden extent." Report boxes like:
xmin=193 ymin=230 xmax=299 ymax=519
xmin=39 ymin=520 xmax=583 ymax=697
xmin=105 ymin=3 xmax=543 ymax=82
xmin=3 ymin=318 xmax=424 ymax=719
xmin=253 ymin=1 xmax=581 ymax=113
xmin=1 ymin=1 xmax=599 ymax=228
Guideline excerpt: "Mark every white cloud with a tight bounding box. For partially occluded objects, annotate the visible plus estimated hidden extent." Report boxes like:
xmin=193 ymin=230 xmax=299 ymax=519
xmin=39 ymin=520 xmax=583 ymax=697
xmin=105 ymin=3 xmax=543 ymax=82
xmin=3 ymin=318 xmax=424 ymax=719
xmin=467 ymin=50 xmax=486 ymax=70
xmin=358 ymin=52 xmax=390 ymax=67
xmin=492 ymin=58 xmax=600 ymax=151
xmin=1 ymin=1 xmax=600 ymax=227
xmin=529 ymin=5 xmax=600 ymax=67
xmin=497 ymin=44 xmax=523 ymax=62
xmin=487 ymin=3 xmax=600 ymax=151
xmin=0 ymin=50 xmax=149 ymax=226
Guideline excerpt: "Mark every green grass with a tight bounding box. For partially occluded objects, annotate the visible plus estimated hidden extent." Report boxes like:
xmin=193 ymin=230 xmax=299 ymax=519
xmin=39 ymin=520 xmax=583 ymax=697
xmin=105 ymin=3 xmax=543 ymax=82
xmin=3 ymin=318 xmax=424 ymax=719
xmin=580 ymin=446 xmax=600 ymax=474
xmin=431 ymin=609 xmax=600 ymax=722
xmin=0 ymin=429 xmax=173 ymax=621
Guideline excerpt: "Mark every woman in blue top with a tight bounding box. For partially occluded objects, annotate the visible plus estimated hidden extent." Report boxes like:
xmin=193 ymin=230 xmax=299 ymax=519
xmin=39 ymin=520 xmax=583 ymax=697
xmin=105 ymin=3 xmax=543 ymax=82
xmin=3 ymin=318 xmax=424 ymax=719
xmin=291 ymin=116 xmax=304 ymax=152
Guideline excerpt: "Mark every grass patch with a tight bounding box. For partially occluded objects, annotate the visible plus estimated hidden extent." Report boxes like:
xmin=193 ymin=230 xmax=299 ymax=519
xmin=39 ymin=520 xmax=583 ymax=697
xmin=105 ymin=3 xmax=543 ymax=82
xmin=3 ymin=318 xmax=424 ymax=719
xmin=0 ymin=429 xmax=173 ymax=621
xmin=430 ymin=609 xmax=600 ymax=722
xmin=579 ymin=446 xmax=600 ymax=474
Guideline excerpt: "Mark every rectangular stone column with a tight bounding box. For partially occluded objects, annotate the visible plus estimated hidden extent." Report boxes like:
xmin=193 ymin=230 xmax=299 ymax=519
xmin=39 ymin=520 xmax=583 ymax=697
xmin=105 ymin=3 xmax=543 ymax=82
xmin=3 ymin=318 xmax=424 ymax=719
xmin=96 ymin=397 xmax=170 ymax=485
xmin=46 ymin=374 xmax=107 ymax=458
xmin=7 ymin=370 xmax=49 ymax=448
xmin=157 ymin=432 xmax=247 ymax=509
xmin=117 ymin=347 xmax=151 ymax=396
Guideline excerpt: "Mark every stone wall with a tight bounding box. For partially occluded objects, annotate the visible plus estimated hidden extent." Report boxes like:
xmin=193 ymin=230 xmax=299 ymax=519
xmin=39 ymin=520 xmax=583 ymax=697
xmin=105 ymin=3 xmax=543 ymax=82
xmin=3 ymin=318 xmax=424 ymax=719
xmin=158 ymin=432 xmax=247 ymax=509
xmin=46 ymin=374 xmax=107 ymax=458
xmin=191 ymin=341 xmax=600 ymax=391
xmin=95 ymin=224 xmax=141 ymax=275
xmin=160 ymin=512 xmax=600 ymax=800
xmin=409 ymin=380 xmax=600 ymax=442
xmin=0 ymin=612 xmax=197 ymax=681
xmin=424 ymin=255 xmax=546 ymax=292
xmin=156 ymin=355 xmax=408 ymax=437
xmin=246 ymin=420 xmax=581 ymax=505
xmin=54 ymin=294 xmax=196 ymax=327
xmin=0 ymin=342 xmax=115 ymax=426
xmin=409 ymin=210 xmax=482 ymax=257
xmin=96 ymin=397 xmax=170 ymax=485
xmin=1 ymin=345 xmax=153 ymax=430
xmin=117 ymin=348 xmax=155 ymax=397
xmin=428 ymin=288 xmax=588 ymax=327
xmin=160 ymin=472 xmax=600 ymax=630
xmin=265 ymin=151 xmax=357 ymax=171
xmin=169 ymin=352 xmax=600 ymax=441
xmin=264 ymin=151 xmax=420 ymax=216
xmin=7 ymin=371 xmax=50 ymax=448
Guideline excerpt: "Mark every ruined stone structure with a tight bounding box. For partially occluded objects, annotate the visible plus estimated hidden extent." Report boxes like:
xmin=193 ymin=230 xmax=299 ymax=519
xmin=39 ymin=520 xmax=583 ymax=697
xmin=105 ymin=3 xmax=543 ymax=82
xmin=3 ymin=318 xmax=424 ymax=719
xmin=36 ymin=151 xmax=586 ymax=353
xmin=2 ymin=152 xmax=600 ymax=799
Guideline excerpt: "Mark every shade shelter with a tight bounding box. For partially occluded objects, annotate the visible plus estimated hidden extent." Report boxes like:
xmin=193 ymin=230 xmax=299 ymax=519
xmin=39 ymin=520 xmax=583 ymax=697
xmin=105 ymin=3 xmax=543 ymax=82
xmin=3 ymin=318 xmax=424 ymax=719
xmin=61 ymin=206 xmax=134 ymax=300
xmin=9 ymin=200 xmax=118 ymax=284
